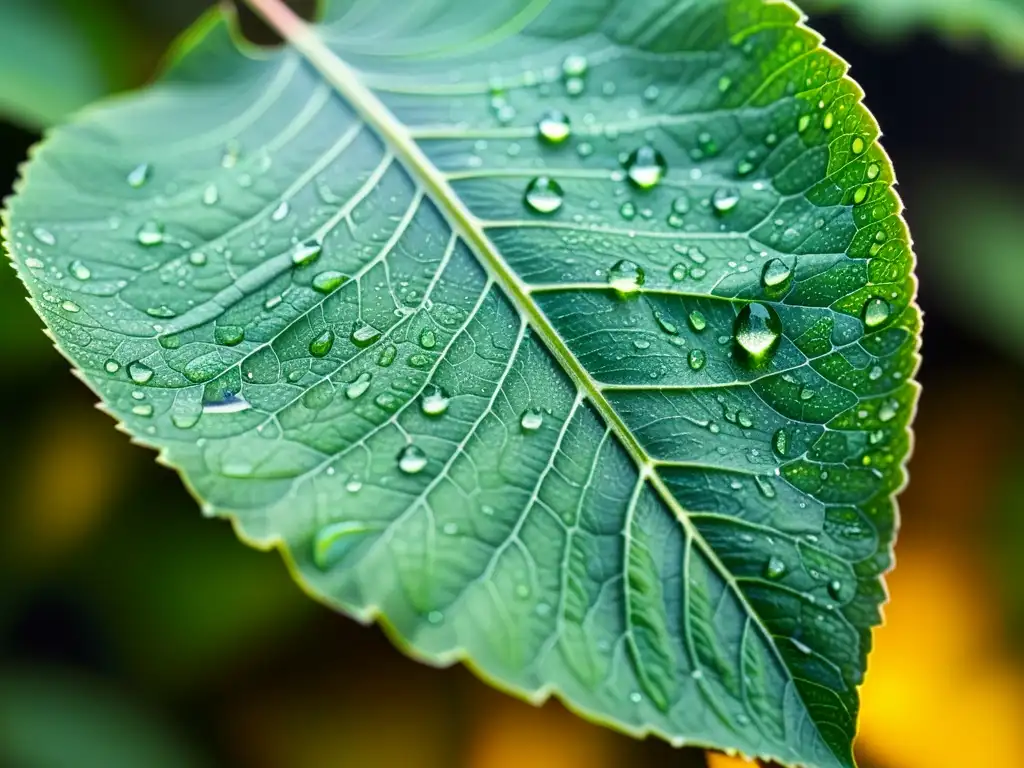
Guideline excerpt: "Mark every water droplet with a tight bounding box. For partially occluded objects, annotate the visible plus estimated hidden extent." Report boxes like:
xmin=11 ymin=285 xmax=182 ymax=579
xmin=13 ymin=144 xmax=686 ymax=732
xmin=537 ymin=109 xmax=571 ymax=144
xmin=772 ymin=428 xmax=789 ymax=457
xmin=309 ymin=328 xmax=335 ymax=357
xmin=755 ymin=475 xmax=776 ymax=498
xmin=520 ymin=409 xmax=544 ymax=432
xmin=853 ymin=186 xmax=869 ymax=205
xmin=688 ymin=348 xmax=706 ymax=371
xmin=606 ymin=259 xmax=645 ymax=297
xmin=633 ymin=339 xmax=651 ymax=350
xmin=377 ymin=345 xmax=397 ymax=367
xmin=419 ymin=328 xmax=437 ymax=349
xmin=562 ymin=54 xmax=588 ymax=78
xmin=397 ymin=444 xmax=428 ymax=474
xmin=61 ymin=300 xmax=80 ymax=313
xmin=828 ymin=580 xmax=843 ymax=600
xmin=654 ymin=311 xmax=678 ymax=335
xmin=862 ymin=297 xmax=891 ymax=328
xmin=669 ymin=263 xmax=688 ymax=282
xmin=189 ymin=252 xmax=207 ymax=266
xmin=292 ymin=238 xmax=322 ymax=266
xmin=307 ymin=271 xmax=345 ymax=295
xmin=215 ymin=325 xmax=245 ymax=346
xmin=421 ymin=386 xmax=450 ymax=416
xmin=345 ymin=372 xmax=372 ymax=399
xmin=643 ymin=84 xmax=660 ymax=102
xmin=313 ymin=521 xmax=372 ymax=570
xmin=822 ymin=112 xmax=835 ymax=131
xmin=688 ymin=310 xmax=707 ymax=332
xmin=733 ymin=303 xmax=783 ymax=367
xmin=797 ymin=114 xmax=811 ymax=133
xmin=629 ymin=692 xmax=642 ymax=704
xmin=136 ymin=221 xmax=164 ymax=246
xmin=623 ymin=146 xmax=667 ymax=189
xmin=24 ymin=257 xmax=43 ymax=269
xmin=127 ymin=163 xmax=150 ymax=188
xmin=203 ymin=184 xmax=219 ymax=206
xmin=203 ymin=392 xmax=251 ymax=414
xmin=132 ymin=403 xmax=154 ymax=417
xmin=712 ymin=187 xmax=740 ymax=214
xmin=128 ymin=361 xmax=154 ymax=384
xmin=866 ymin=163 xmax=880 ymax=181
xmin=879 ymin=398 xmax=899 ymax=423
xmin=33 ymin=227 xmax=56 ymax=246
xmin=104 ymin=359 xmax=120 ymax=375
xmin=851 ymin=137 xmax=866 ymax=155
xmin=761 ymin=258 xmax=792 ymax=293
xmin=523 ymin=176 xmax=564 ymax=214
xmin=68 ymin=260 xmax=91 ymax=281
xmin=350 ymin=323 xmax=381 ymax=348
xmin=271 ymin=201 xmax=290 ymax=221
xmin=619 ymin=201 xmax=636 ymax=221
xmin=765 ymin=556 xmax=786 ymax=579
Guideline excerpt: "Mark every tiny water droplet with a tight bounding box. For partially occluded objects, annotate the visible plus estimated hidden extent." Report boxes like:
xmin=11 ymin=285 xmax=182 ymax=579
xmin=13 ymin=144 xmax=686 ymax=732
xmin=523 ymin=176 xmax=564 ymax=214
xmin=733 ymin=303 xmax=782 ymax=367
xmin=189 ymin=252 xmax=207 ymax=266
xmin=520 ymin=409 xmax=544 ymax=432
xmin=104 ymin=359 xmax=120 ymax=374
xmin=128 ymin=362 xmax=154 ymax=384
xmin=562 ymin=53 xmax=588 ymax=78
xmin=24 ymin=257 xmax=43 ymax=269
xmin=669 ymin=263 xmax=688 ymax=282
xmin=309 ymin=328 xmax=335 ymax=357
xmin=132 ymin=403 xmax=154 ymax=417
xmin=606 ymin=259 xmax=645 ymax=297
xmin=623 ymin=146 xmax=667 ymax=189
xmin=397 ymin=444 xmax=428 ymax=474
xmin=619 ymin=201 xmax=636 ymax=221
xmin=537 ymin=109 xmax=571 ymax=144
xmin=345 ymin=372 xmax=372 ymax=400
xmin=271 ymin=201 xmax=290 ymax=221
xmin=755 ymin=475 xmax=776 ymax=498
xmin=828 ymin=580 xmax=843 ymax=600
xmin=862 ymin=297 xmax=891 ymax=328
xmin=822 ymin=112 xmax=835 ymax=131
xmin=61 ymin=300 xmax=80 ymax=313
xmin=203 ymin=184 xmax=219 ymax=206
xmin=69 ymin=260 xmax=91 ymax=281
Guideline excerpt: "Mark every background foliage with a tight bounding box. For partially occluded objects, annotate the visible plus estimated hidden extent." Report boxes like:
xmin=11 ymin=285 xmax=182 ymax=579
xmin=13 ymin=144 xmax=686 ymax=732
xmin=0 ymin=1 xmax=1022 ymax=767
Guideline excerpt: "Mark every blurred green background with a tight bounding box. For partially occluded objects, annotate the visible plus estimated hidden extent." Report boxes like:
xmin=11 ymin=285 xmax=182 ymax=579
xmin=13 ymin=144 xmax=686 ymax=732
xmin=0 ymin=1 xmax=1022 ymax=767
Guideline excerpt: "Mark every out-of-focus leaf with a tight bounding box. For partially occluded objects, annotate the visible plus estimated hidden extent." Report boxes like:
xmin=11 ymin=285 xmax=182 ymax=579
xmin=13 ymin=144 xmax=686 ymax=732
xmin=913 ymin=168 xmax=1024 ymax=361
xmin=2 ymin=1 xmax=921 ymax=765
xmin=803 ymin=0 xmax=1024 ymax=62
xmin=0 ymin=0 xmax=124 ymax=128
xmin=0 ymin=667 xmax=209 ymax=768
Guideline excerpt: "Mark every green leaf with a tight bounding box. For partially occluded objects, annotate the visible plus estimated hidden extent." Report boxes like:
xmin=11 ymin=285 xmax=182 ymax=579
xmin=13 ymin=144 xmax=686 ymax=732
xmin=0 ymin=0 xmax=122 ymax=128
xmin=801 ymin=0 xmax=1024 ymax=62
xmin=2 ymin=1 xmax=921 ymax=766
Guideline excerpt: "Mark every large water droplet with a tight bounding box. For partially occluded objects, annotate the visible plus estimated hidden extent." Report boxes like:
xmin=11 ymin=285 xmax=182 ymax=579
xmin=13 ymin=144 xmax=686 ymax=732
xmin=623 ymin=146 xmax=667 ymax=189
xmin=606 ymin=259 xmax=645 ymax=297
xmin=128 ymin=361 xmax=154 ymax=384
xmin=127 ymin=163 xmax=150 ymax=188
xmin=761 ymin=258 xmax=792 ymax=293
xmin=537 ymin=109 xmax=571 ymax=144
xmin=309 ymin=328 xmax=335 ymax=357
xmin=862 ymin=297 xmax=891 ymax=329
xmin=61 ymin=300 xmax=80 ymax=313
xmin=312 ymin=270 xmax=346 ymax=294
xmin=292 ymin=238 xmax=323 ymax=266
xmin=523 ymin=176 xmax=564 ymax=214
xmin=421 ymin=386 xmax=450 ymax=417
xmin=520 ymin=409 xmax=544 ymax=432
xmin=136 ymin=221 xmax=164 ymax=246
xmin=68 ymin=260 xmax=91 ymax=281
xmin=345 ymin=372 xmax=372 ymax=399
xmin=397 ymin=444 xmax=428 ymax=474
xmin=688 ymin=310 xmax=707 ymax=332
xmin=733 ymin=303 xmax=782 ymax=367
xmin=313 ymin=521 xmax=372 ymax=570
xmin=711 ymin=187 xmax=740 ymax=214
xmin=215 ymin=325 xmax=245 ymax=346
xmin=765 ymin=556 xmax=787 ymax=579
xmin=350 ymin=323 xmax=381 ymax=348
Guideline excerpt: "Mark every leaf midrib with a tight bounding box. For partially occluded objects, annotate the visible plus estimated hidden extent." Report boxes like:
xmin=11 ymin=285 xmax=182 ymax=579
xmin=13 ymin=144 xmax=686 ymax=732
xmin=242 ymin=0 xmax=848 ymax=760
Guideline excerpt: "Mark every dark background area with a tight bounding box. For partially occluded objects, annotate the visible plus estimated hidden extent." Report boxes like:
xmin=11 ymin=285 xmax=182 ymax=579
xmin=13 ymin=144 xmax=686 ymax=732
xmin=0 ymin=2 xmax=1021 ymax=767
